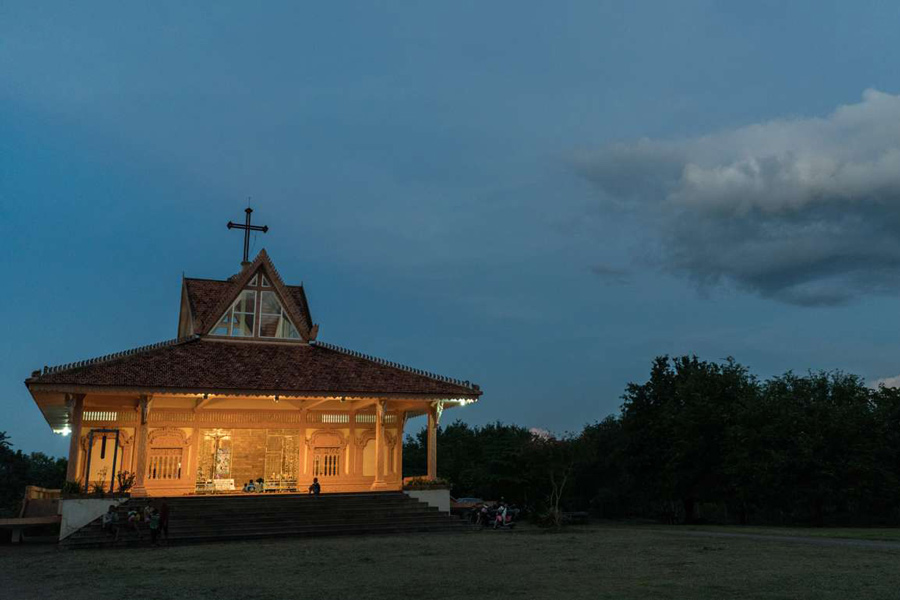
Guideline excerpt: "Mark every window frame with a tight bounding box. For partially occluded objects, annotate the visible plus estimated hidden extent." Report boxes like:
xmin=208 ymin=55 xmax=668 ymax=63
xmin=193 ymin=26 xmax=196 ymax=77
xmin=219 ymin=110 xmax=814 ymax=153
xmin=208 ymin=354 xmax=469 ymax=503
xmin=209 ymin=272 xmax=302 ymax=340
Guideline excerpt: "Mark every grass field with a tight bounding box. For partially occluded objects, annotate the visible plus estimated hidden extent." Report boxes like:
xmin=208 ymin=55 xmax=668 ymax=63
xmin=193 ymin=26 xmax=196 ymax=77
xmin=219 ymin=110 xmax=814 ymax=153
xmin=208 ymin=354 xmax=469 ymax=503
xmin=2 ymin=525 xmax=900 ymax=600
xmin=674 ymin=524 xmax=900 ymax=542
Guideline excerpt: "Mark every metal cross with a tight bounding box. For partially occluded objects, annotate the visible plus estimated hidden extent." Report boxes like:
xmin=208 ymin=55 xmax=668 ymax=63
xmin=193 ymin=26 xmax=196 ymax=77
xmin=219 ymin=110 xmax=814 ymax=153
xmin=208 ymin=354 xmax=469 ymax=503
xmin=227 ymin=207 xmax=269 ymax=264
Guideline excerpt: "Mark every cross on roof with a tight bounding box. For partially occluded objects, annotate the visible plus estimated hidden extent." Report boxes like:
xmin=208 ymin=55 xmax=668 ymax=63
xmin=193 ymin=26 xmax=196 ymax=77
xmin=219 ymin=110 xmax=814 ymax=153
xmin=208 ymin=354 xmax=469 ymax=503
xmin=227 ymin=207 xmax=268 ymax=265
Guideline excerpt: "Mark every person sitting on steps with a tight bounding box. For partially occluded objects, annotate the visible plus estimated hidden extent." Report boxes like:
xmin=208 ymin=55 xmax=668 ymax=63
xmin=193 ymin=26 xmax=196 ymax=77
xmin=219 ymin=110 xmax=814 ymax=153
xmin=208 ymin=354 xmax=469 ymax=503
xmin=308 ymin=477 xmax=321 ymax=495
xmin=102 ymin=505 xmax=120 ymax=541
xmin=127 ymin=508 xmax=143 ymax=541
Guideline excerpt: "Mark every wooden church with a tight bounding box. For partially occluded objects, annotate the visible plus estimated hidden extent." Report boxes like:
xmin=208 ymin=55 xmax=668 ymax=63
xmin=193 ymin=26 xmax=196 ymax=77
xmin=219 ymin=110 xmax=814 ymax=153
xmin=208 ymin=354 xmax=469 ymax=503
xmin=24 ymin=210 xmax=481 ymax=496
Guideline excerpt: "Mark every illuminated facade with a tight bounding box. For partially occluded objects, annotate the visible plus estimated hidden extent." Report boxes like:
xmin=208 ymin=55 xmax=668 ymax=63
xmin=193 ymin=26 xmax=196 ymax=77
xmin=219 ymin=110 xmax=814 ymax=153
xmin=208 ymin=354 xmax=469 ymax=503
xmin=25 ymin=250 xmax=480 ymax=496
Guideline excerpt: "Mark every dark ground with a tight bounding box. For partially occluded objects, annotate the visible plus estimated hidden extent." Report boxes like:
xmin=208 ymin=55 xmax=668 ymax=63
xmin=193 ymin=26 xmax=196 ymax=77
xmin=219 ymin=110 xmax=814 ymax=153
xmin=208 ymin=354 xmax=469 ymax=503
xmin=2 ymin=524 xmax=899 ymax=600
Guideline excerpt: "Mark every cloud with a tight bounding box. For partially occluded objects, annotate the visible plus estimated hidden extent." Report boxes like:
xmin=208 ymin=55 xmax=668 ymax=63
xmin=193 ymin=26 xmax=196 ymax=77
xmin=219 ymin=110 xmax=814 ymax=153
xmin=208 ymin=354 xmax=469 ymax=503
xmin=576 ymin=89 xmax=900 ymax=305
xmin=589 ymin=264 xmax=631 ymax=285
xmin=529 ymin=427 xmax=553 ymax=440
xmin=872 ymin=375 xmax=900 ymax=389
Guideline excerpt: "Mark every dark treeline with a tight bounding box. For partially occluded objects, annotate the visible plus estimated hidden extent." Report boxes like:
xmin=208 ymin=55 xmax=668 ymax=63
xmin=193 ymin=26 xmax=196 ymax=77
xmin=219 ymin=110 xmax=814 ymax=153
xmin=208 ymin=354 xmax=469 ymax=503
xmin=405 ymin=356 xmax=900 ymax=526
xmin=0 ymin=432 xmax=67 ymax=517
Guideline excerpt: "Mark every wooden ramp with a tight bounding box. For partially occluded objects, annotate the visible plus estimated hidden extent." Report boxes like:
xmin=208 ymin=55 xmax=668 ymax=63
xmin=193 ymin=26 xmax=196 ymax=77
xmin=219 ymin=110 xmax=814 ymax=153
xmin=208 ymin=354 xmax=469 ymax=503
xmin=0 ymin=486 xmax=61 ymax=543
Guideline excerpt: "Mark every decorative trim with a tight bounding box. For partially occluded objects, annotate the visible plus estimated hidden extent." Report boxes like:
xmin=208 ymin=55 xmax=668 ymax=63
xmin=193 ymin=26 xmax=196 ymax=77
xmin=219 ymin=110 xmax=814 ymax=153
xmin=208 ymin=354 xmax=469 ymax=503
xmin=26 ymin=382 xmax=474 ymax=401
xmin=310 ymin=340 xmax=481 ymax=393
xmin=148 ymin=427 xmax=191 ymax=447
xmin=355 ymin=429 xmax=376 ymax=448
xmin=80 ymin=430 xmax=128 ymax=451
xmin=34 ymin=336 xmax=199 ymax=379
xmin=118 ymin=432 xmax=135 ymax=449
xmin=306 ymin=429 xmax=347 ymax=449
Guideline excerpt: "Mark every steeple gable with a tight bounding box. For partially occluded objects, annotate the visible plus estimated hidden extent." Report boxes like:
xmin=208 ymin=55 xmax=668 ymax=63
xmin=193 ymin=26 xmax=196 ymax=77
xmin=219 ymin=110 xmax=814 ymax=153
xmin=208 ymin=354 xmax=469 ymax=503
xmin=178 ymin=249 xmax=318 ymax=342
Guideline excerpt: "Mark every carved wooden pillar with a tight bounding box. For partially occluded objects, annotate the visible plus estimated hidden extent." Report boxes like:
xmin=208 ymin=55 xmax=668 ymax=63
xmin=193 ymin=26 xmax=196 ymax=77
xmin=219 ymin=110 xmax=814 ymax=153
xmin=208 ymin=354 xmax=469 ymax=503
xmin=398 ymin=411 xmax=408 ymax=483
xmin=188 ymin=427 xmax=201 ymax=490
xmin=300 ymin=409 xmax=308 ymax=476
xmin=131 ymin=395 xmax=153 ymax=497
xmin=65 ymin=394 xmax=85 ymax=483
xmin=427 ymin=402 xmax=442 ymax=480
xmin=348 ymin=409 xmax=357 ymax=477
xmin=371 ymin=399 xmax=388 ymax=489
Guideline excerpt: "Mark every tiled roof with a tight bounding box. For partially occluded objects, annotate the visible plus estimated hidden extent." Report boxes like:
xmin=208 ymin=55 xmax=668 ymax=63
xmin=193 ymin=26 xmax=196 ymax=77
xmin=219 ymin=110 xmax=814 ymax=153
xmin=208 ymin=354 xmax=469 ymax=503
xmin=184 ymin=278 xmax=230 ymax=333
xmin=27 ymin=337 xmax=481 ymax=397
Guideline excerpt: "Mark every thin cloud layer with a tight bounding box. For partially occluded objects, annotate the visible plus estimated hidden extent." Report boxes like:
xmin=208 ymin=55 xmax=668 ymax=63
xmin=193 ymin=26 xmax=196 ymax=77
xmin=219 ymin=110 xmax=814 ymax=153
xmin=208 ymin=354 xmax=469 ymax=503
xmin=589 ymin=264 xmax=631 ymax=285
xmin=872 ymin=375 xmax=900 ymax=389
xmin=577 ymin=90 xmax=900 ymax=305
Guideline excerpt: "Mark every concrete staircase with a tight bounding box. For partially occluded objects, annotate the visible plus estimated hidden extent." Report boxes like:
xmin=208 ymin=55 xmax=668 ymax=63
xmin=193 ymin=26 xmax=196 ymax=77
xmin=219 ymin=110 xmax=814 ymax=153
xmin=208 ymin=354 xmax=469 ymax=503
xmin=61 ymin=492 xmax=467 ymax=549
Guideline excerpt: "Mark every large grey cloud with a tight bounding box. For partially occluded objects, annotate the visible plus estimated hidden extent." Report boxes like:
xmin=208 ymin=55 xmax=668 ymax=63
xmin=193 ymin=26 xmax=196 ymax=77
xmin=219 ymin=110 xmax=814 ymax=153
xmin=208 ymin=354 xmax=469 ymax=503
xmin=577 ymin=89 xmax=900 ymax=305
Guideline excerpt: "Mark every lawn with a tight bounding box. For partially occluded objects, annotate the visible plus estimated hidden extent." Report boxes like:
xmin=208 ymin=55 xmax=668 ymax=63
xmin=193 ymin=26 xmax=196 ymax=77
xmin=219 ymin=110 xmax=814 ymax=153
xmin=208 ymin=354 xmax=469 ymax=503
xmin=672 ymin=524 xmax=900 ymax=542
xmin=2 ymin=525 xmax=899 ymax=600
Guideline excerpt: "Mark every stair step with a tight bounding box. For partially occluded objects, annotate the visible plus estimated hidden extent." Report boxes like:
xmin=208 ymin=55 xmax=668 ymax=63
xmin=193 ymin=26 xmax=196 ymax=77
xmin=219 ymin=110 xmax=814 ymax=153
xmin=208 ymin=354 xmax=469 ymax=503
xmin=62 ymin=492 xmax=465 ymax=549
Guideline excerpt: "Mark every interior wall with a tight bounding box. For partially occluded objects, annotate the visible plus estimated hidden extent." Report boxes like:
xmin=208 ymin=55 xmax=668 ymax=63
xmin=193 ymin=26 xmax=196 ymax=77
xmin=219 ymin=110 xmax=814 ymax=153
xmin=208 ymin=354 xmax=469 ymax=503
xmin=231 ymin=429 xmax=267 ymax=486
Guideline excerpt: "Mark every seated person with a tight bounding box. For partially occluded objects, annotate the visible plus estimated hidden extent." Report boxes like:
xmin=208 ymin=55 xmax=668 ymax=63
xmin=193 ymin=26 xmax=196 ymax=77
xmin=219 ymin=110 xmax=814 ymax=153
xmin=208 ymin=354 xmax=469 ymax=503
xmin=102 ymin=505 xmax=119 ymax=539
xmin=127 ymin=509 xmax=143 ymax=540
xmin=243 ymin=480 xmax=256 ymax=492
xmin=308 ymin=477 xmax=321 ymax=495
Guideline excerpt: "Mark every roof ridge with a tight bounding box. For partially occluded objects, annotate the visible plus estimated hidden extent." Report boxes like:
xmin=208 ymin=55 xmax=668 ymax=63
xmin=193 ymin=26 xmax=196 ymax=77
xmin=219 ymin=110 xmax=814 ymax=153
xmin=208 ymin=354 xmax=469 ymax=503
xmin=310 ymin=340 xmax=480 ymax=393
xmin=184 ymin=277 xmax=229 ymax=283
xmin=38 ymin=335 xmax=199 ymax=378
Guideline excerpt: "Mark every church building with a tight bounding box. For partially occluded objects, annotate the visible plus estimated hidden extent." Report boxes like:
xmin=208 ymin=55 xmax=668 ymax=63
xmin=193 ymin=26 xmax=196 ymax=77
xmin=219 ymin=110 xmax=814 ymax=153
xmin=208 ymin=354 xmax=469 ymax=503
xmin=24 ymin=221 xmax=481 ymax=497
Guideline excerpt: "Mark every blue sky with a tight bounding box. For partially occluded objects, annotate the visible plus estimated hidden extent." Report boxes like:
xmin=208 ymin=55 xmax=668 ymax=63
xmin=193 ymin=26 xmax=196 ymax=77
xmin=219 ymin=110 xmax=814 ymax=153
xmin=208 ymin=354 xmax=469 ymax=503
xmin=5 ymin=1 xmax=900 ymax=456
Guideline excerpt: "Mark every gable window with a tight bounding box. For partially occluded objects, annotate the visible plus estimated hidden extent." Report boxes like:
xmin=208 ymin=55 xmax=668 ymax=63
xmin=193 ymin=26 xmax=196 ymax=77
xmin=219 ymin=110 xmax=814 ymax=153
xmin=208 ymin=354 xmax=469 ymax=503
xmin=259 ymin=291 xmax=301 ymax=339
xmin=209 ymin=271 xmax=303 ymax=340
xmin=213 ymin=290 xmax=256 ymax=337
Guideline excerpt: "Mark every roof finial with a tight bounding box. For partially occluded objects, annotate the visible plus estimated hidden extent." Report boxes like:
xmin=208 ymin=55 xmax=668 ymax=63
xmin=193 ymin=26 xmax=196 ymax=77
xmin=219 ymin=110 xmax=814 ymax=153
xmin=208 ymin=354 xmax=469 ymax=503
xmin=227 ymin=203 xmax=269 ymax=266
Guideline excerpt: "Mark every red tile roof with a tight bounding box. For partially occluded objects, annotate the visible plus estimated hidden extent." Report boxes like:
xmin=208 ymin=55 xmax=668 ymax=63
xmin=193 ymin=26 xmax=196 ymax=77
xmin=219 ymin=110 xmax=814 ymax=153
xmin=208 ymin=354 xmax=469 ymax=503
xmin=183 ymin=278 xmax=230 ymax=333
xmin=27 ymin=337 xmax=481 ymax=397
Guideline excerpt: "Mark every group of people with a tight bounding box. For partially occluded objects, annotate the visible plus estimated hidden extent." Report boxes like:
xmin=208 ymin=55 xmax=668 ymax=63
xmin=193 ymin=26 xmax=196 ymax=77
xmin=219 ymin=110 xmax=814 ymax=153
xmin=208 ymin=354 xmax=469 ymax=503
xmin=241 ymin=477 xmax=322 ymax=495
xmin=472 ymin=498 xmax=517 ymax=529
xmin=102 ymin=501 xmax=169 ymax=546
xmin=242 ymin=479 xmax=264 ymax=492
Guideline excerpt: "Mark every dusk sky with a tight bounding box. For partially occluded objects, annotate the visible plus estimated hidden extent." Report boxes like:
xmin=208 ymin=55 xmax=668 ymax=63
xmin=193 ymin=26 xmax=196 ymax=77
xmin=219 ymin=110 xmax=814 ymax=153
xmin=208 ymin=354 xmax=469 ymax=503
xmin=5 ymin=2 xmax=900 ymax=457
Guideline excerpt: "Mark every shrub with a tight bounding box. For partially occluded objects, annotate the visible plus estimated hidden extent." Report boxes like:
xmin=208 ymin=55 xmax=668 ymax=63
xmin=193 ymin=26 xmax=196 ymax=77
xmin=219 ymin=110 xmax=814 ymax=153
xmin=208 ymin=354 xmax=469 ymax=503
xmin=403 ymin=477 xmax=451 ymax=490
xmin=116 ymin=471 xmax=135 ymax=493
xmin=61 ymin=480 xmax=84 ymax=495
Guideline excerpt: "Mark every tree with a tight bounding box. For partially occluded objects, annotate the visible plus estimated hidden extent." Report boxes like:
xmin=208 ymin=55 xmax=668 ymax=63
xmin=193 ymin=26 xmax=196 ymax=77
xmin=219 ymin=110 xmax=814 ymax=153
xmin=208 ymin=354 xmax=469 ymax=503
xmin=525 ymin=431 xmax=589 ymax=526
xmin=621 ymin=356 xmax=756 ymax=523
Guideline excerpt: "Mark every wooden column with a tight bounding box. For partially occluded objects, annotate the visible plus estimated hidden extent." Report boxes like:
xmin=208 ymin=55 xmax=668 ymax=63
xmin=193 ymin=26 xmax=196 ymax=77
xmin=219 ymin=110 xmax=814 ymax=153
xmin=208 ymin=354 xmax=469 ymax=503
xmin=131 ymin=395 xmax=153 ymax=497
xmin=348 ymin=408 xmax=357 ymax=476
xmin=398 ymin=412 xmax=408 ymax=483
xmin=426 ymin=404 xmax=438 ymax=480
xmin=187 ymin=428 xmax=201 ymax=491
xmin=65 ymin=394 xmax=85 ymax=483
xmin=371 ymin=399 xmax=388 ymax=489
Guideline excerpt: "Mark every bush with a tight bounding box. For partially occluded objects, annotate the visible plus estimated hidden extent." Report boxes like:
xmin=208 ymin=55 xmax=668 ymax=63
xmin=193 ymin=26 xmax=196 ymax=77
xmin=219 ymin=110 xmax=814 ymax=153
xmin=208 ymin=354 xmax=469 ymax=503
xmin=61 ymin=480 xmax=84 ymax=495
xmin=116 ymin=471 xmax=135 ymax=493
xmin=403 ymin=477 xmax=451 ymax=490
